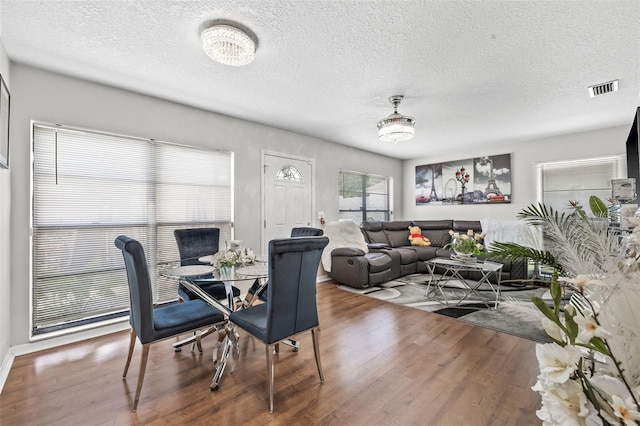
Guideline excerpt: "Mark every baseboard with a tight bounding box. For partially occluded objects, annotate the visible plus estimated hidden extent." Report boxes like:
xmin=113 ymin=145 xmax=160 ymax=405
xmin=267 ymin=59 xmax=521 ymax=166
xmin=317 ymin=274 xmax=331 ymax=282
xmin=0 ymin=349 xmax=15 ymax=394
xmin=11 ymin=322 xmax=130 ymax=357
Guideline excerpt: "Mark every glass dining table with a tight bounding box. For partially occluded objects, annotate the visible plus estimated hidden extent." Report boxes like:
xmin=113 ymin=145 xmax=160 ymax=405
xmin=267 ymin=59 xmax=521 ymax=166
xmin=159 ymin=256 xmax=268 ymax=390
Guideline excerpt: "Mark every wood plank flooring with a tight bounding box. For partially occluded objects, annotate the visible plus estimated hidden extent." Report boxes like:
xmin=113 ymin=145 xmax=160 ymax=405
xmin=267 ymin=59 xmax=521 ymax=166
xmin=0 ymin=281 xmax=542 ymax=425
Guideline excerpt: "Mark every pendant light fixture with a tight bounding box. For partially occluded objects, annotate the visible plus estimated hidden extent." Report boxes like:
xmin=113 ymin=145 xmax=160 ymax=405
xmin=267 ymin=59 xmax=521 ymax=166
xmin=377 ymin=95 xmax=416 ymax=143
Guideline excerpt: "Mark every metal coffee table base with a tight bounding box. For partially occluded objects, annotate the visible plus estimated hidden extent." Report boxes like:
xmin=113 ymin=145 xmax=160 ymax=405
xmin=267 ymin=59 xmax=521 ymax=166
xmin=425 ymin=258 xmax=503 ymax=310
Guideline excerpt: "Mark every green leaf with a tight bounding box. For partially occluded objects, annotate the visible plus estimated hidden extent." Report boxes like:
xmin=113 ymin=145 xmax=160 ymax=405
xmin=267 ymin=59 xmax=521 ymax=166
xmin=550 ymin=279 xmax=562 ymax=313
xmin=589 ymin=337 xmax=611 ymax=356
xmin=588 ymin=196 xmax=608 ymax=218
xmin=564 ymin=310 xmax=578 ymax=342
xmin=532 ymin=297 xmax=559 ymax=323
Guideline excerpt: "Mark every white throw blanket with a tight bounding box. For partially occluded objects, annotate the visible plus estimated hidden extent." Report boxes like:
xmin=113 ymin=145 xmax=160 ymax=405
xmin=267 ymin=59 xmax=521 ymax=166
xmin=321 ymin=220 xmax=369 ymax=272
xmin=480 ymin=219 xmax=543 ymax=251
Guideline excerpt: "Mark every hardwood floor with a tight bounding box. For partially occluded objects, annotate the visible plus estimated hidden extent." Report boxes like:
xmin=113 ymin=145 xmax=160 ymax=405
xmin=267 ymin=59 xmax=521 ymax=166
xmin=0 ymin=281 xmax=542 ymax=425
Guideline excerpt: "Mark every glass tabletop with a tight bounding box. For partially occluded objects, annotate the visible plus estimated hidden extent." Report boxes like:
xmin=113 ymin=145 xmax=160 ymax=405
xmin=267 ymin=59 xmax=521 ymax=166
xmin=159 ymin=258 xmax=268 ymax=281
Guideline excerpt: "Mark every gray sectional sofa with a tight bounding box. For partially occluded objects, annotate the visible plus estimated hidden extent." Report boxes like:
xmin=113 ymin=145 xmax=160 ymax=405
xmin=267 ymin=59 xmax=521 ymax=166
xmin=328 ymin=219 xmax=527 ymax=289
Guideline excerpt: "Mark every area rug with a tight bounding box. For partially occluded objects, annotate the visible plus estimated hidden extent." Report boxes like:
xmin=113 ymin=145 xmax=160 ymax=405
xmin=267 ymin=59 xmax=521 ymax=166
xmin=337 ymin=273 xmax=552 ymax=343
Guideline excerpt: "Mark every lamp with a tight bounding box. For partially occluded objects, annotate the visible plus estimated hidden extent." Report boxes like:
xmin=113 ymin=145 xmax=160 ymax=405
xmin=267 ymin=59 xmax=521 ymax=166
xmin=201 ymin=23 xmax=256 ymax=66
xmin=377 ymin=95 xmax=416 ymax=143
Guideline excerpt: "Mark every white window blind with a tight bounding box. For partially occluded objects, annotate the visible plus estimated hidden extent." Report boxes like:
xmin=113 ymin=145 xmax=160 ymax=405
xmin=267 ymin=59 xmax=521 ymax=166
xmin=540 ymin=156 xmax=624 ymax=213
xmin=32 ymin=123 xmax=233 ymax=335
xmin=338 ymin=171 xmax=392 ymax=223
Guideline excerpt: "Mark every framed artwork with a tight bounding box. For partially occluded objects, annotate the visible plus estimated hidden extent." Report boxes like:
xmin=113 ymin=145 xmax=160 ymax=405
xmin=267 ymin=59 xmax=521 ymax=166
xmin=415 ymin=153 xmax=512 ymax=205
xmin=620 ymin=204 xmax=639 ymax=231
xmin=0 ymin=75 xmax=9 ymax=169
xmin=611 ymin=178 xmax=636 ymax=201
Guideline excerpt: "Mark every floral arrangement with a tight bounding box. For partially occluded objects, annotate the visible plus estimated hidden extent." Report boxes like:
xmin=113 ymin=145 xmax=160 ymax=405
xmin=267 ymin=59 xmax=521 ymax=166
xmin=210 ymin=247 xmax=255 ymax=270
xmin=489 ymin=196 xmax=640 ymax=425
xmin=445 ymin=229 xmax=486 ymax=256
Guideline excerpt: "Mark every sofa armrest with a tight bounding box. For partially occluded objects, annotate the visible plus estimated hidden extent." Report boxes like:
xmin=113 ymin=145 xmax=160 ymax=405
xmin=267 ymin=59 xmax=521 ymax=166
xmin=329 ymin=250 xmax=371 ymax=288
xmin=368 ymin=242 xmax=391 ymax=250
xmin=332 ymin=247 xmax=366 ymax=256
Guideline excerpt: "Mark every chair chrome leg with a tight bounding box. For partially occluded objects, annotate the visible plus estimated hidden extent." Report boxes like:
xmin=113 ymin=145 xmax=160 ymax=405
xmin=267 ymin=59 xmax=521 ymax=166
xmin=311 ymin=327 xmax=324 ymax=382
xmin=123 ymin=329 xmax=137 ymax=379
xmin=266 ymin=344 xmax=275 ymax=413
xmin=195 ymin=329 xmax=203 ymax=353
xmin=132 ymin=343 xmax=150 ymax=412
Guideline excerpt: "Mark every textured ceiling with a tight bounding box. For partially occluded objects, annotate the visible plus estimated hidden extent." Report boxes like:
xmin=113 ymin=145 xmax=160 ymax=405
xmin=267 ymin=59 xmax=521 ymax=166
xmin=1 ymin=0 xmax=639 ymax=160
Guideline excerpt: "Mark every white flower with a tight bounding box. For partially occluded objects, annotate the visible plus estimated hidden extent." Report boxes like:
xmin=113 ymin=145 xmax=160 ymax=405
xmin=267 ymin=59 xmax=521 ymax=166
xmin=611 ymin=395 xmax=640 ymax=426
xmin=535 ymin=378 xmax=592 ymax=425
xmin=475 ymin=243 xmax=483 ymax=251
xmin=559 ymin=274 xmax=608 ymax=293
xmin=536 ymin=343 xmax=582 ymax=384
xmin=573 ymin=314 xmax=612 ymax=343
xmin=542 ymin=317 xmax=565 ymax=342
xmin=460 ymin=234 xmax=469 ymax=240
xmin=467 ymin=229 xmax=474 ymax=236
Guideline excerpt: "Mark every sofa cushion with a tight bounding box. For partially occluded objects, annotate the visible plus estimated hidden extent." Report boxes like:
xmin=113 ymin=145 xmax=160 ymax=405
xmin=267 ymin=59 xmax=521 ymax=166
xmin=422 ymin=229 xmax=451 ymax=247
xmin=412 ymin=220 xmax=453 ymax=230
xmin=395 ymin=247 xmax=418 ymax=265
xmin=382 ymin=221 xmax=412 ymax=247
xmin=365 ymin=252 xmax=393 ymax=273
xmin=411 ymin=246 xmax=439 ymax=261
xmin=453 ymin=220 xmax=482 ymax=233
xmin=361 ymin=221 xmax=390 ymax=245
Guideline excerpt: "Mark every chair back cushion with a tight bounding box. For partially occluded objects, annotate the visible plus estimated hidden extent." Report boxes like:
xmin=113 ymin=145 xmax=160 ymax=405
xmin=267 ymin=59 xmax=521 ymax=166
xmin=265 ymin=236 xmax=329 ymax=343
xmin=290 ymin=227 xmax=324 ymax=237
xmin=114 ymin=235 xmax=154 ymax=342
xmin=174 ymin=228 xmax=220 ymax=265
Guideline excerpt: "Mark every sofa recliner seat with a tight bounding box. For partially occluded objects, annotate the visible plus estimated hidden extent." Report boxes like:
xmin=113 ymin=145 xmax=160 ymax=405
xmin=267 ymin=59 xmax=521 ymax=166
xmin=328 ymin=219 xmax=527 ymax=289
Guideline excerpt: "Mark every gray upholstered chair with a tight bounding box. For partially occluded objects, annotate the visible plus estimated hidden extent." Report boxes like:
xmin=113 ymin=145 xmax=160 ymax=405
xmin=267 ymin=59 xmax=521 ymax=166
xmin=173 ymin=227 xmax=240 ymax=302
xmin=114 ymin=235 xmax=226 ymax=412
xmin=229 ymin=236 xmax=329 ymax=412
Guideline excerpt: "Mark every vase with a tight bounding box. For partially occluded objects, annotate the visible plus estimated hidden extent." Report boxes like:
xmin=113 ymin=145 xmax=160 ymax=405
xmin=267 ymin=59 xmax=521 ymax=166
xmin=218 ymin=265 xmax=235 ymax=281
xmin=451 ymin=236 xmax=474 ymax=256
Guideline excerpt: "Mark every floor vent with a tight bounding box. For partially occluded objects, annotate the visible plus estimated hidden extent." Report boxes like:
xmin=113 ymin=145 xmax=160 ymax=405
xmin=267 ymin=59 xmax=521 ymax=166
xmin=588 ymin=80 xmax=619 ymax=98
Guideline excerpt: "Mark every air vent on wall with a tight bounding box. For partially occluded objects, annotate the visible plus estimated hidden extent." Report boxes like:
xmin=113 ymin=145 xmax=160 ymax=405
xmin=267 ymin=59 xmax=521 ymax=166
xmin=588 ymin=80 xmax=619 ymax=98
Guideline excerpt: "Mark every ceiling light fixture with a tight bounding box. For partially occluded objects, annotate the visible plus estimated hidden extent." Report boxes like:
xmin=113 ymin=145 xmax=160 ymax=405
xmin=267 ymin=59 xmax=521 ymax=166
xmin=201 ymin=23 xmax=256 ymax=66
xmin=377 ymin=95 xmax=415 ymax=143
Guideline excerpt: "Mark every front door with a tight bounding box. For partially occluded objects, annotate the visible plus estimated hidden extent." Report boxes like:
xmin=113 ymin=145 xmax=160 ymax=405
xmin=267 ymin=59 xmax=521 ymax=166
xmin=262 ymin=152 xmax=314 ymax=252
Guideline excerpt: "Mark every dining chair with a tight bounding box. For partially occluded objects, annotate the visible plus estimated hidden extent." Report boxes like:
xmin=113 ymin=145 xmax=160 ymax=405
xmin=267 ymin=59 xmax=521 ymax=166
xmin=173 ymin=227 xmax=241 ymax=302
xmin=114 ymin=235 xmax=226 ymax=412
xmin=229 ymin=236 xmax=329 ymax=412
xmin=249 ymin=226 xmax=325 ymax=304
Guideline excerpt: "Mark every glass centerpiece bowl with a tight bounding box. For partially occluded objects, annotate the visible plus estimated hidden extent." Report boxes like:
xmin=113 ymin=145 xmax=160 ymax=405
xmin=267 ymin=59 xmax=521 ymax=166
xmin=445 ymin=230 xmax=485 ymax=261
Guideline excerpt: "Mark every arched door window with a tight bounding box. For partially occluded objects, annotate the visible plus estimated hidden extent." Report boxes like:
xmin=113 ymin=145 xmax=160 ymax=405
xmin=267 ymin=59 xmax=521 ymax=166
xmin=276 ymin=165 xmax=302 ymax=182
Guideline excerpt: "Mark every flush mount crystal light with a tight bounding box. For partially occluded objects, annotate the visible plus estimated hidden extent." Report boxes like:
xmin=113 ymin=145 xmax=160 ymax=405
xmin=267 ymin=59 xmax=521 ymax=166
xmin=201 ymin=23 xmax=256 ymax=66
xmin=377 ymin=95 xmax=416 ymax=143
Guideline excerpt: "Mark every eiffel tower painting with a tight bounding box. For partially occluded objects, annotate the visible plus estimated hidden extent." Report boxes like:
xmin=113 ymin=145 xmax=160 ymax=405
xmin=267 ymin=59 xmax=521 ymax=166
xmin=481 ymin=156 xmax=506 ymax=201
xmin=428 ymin=167 xmax=439 ymax=201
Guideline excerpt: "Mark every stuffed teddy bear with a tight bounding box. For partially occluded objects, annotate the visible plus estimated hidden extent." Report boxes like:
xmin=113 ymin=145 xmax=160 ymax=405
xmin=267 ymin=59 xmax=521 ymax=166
xmin=408 ymin=225 xmax=431 ymax=246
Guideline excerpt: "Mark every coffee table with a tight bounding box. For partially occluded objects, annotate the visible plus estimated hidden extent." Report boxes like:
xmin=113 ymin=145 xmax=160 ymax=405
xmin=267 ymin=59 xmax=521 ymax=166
xmin=425 ymin=257 xmax=503 ymax=309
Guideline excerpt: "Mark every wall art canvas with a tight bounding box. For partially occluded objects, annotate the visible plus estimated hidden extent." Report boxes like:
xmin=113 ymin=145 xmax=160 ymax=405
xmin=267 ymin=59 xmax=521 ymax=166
xmin=415 ymin=153 xmax=511 ymax=205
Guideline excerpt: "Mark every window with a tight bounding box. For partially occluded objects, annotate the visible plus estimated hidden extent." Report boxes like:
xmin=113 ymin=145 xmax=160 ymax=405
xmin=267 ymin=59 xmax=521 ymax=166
xmin=31 ymin=123 xmax=233 ymax=336
xmin=539 ymin=156 xmax=625 ymax=213
xmin=338 ymin=171 xmax=392 ymax=223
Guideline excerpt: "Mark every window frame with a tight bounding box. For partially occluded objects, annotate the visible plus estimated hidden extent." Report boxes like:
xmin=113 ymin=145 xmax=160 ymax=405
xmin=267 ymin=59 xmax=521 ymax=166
xmin=338 ymin=170 xmax=393 ymax=223
xmin=30 ymin=121 xmax=234 ymax=337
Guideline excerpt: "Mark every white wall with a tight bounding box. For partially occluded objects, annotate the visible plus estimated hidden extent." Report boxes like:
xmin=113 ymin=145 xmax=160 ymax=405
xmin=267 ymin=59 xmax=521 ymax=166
xmin=402 ymin=125 xmax=630 ymax=221
xmin=0 ymin=39 xmax=12 ymax=389
xmin=7 ymin=64 xmax=402 ymax=348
